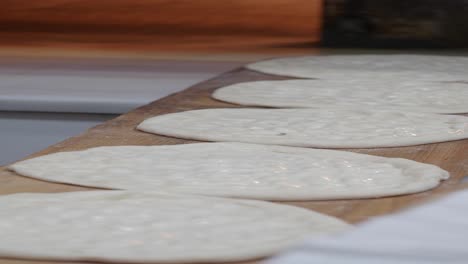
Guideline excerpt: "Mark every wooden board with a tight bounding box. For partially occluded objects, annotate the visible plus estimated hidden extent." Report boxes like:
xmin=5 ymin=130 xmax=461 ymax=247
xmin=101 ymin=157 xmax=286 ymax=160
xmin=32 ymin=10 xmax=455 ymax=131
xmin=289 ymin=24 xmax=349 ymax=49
xmin=1 ymin=68 xmax=468 ymax=264
xmin=0 ymin=0 xmax=320 ymax=37
xmin=0 ymin=0 xmax=320 ymax=54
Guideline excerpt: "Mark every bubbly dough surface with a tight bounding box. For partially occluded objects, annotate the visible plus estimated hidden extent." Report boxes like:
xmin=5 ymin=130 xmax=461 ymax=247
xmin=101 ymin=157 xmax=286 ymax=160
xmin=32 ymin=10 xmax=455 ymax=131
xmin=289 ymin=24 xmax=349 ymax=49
xmin=246 ymin=54 xmax=468 ymax=80
xmin=213 ymin=79 xmax=468 ymax=114
xmin=10 ymin=143 xmax=449 ymax=200
xmin=137 ymin=109 xmax=468 ymax=148
xmin=0 ymin=191 xmax=350 ymax=262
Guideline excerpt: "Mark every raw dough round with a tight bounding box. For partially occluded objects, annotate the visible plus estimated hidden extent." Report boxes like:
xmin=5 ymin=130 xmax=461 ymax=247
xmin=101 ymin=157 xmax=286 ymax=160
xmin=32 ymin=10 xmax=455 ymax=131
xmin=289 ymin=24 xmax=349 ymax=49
xmin=246 ymin=54 xmax=468 ymax=80
xmin=0 ymin=191 xmax=350 ymax=263
xmin=10 ymin=143 xmax=449 ymax=200
xmin=137 ymin=109 xmax=468 ymax=148
xmin=212 ymin=79 xmax=468 ymax=114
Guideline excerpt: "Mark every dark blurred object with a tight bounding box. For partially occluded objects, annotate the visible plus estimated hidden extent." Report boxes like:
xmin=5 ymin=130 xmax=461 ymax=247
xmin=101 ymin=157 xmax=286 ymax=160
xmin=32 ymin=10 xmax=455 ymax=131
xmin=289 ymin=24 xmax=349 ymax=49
xmin=321 ymin=0 xmax=468 ymax=48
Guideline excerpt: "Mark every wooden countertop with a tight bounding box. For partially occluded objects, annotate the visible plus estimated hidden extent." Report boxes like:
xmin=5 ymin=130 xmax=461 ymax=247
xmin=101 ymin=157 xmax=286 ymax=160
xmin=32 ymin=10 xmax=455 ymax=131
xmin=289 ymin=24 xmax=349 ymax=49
xmin=1 ymin=67 xmax=467 ymax=264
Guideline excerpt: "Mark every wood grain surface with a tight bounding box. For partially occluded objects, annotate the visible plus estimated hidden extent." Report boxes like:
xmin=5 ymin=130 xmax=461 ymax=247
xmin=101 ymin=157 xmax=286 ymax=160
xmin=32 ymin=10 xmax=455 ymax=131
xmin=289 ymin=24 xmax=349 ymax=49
xmin=1 ymin=67 xmax=467 ymax=264
xmin=0 ymin=0 xmax=321 ymax=54
xmin=0 ymin=0 xmax=320 ymax=36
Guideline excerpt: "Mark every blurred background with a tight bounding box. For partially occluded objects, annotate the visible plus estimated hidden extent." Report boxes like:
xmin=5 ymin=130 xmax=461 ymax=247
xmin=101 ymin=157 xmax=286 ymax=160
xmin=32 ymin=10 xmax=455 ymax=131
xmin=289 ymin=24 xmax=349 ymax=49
xmin=1 ymin=0 xmax=467 ymax=165
xmin=0 ymin=0 xmax=321 ymax=56
xmin=0 ymin=0 xmax=321 ymax=165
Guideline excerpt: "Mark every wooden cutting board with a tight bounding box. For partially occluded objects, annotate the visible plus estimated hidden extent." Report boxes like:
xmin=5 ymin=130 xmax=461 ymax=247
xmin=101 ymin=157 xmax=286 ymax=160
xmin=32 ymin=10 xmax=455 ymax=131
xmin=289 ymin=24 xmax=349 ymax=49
xmin=1 ymin=68 xmax=467 ymax=264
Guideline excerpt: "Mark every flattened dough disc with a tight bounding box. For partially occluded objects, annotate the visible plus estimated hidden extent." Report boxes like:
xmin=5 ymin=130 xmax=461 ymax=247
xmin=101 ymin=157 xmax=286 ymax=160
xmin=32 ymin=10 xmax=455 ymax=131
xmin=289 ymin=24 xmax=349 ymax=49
xmin=212 ymin=79 xmax=468 ymax=114
xmin=0 ymin=191 xmax=350 ymax=263
xmin=10 ymin=143 xmax=449 ymax=200
xmin=246 ymin=54 xmax=468 ymax=80
xmin=137 ymin=109 xmax=468 ymax=148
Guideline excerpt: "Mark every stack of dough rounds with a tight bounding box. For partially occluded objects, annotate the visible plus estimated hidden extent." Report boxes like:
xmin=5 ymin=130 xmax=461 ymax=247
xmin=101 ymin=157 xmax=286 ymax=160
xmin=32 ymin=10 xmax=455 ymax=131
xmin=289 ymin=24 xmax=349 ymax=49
xmin=137 ymin=109 xmax=468 ymax=148
xmin=246 ymin=54 xmax=468 ymax=80
xmin=212 ymin=79 xmax=468 ymax=114
xmin=9 ymin=143 xmax=449 ymax=201
xmin=0 ymin=191 xmax=350 ymax=263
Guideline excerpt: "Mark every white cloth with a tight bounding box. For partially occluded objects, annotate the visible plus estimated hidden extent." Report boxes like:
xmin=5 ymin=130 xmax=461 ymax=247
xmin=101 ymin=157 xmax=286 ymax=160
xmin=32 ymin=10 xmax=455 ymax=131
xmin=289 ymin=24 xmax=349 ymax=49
xmin=268 ymin=189 xmax=468 ymax=264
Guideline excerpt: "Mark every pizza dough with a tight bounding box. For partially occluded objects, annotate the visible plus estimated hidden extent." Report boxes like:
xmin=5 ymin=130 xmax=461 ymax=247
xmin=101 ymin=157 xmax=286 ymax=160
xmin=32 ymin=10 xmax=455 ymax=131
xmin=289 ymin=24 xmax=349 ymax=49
xmin=137 ymin=109 xmax=468 ymax=148
xmin=9 ymin=143 xmax=449 ymax=200
xmin=0 ymin=191 xmax=350 ymax=263
xmin=246 ymin=54 xmax=468 ymax=80
xmin=212 ymin=79 xmax=468 ymax=114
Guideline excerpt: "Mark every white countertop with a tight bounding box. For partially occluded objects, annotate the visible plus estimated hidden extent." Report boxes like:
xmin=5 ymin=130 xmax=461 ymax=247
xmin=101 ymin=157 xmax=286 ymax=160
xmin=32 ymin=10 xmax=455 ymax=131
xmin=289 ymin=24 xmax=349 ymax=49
xmin=0 ymin=59 xmax=243 ymax=114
